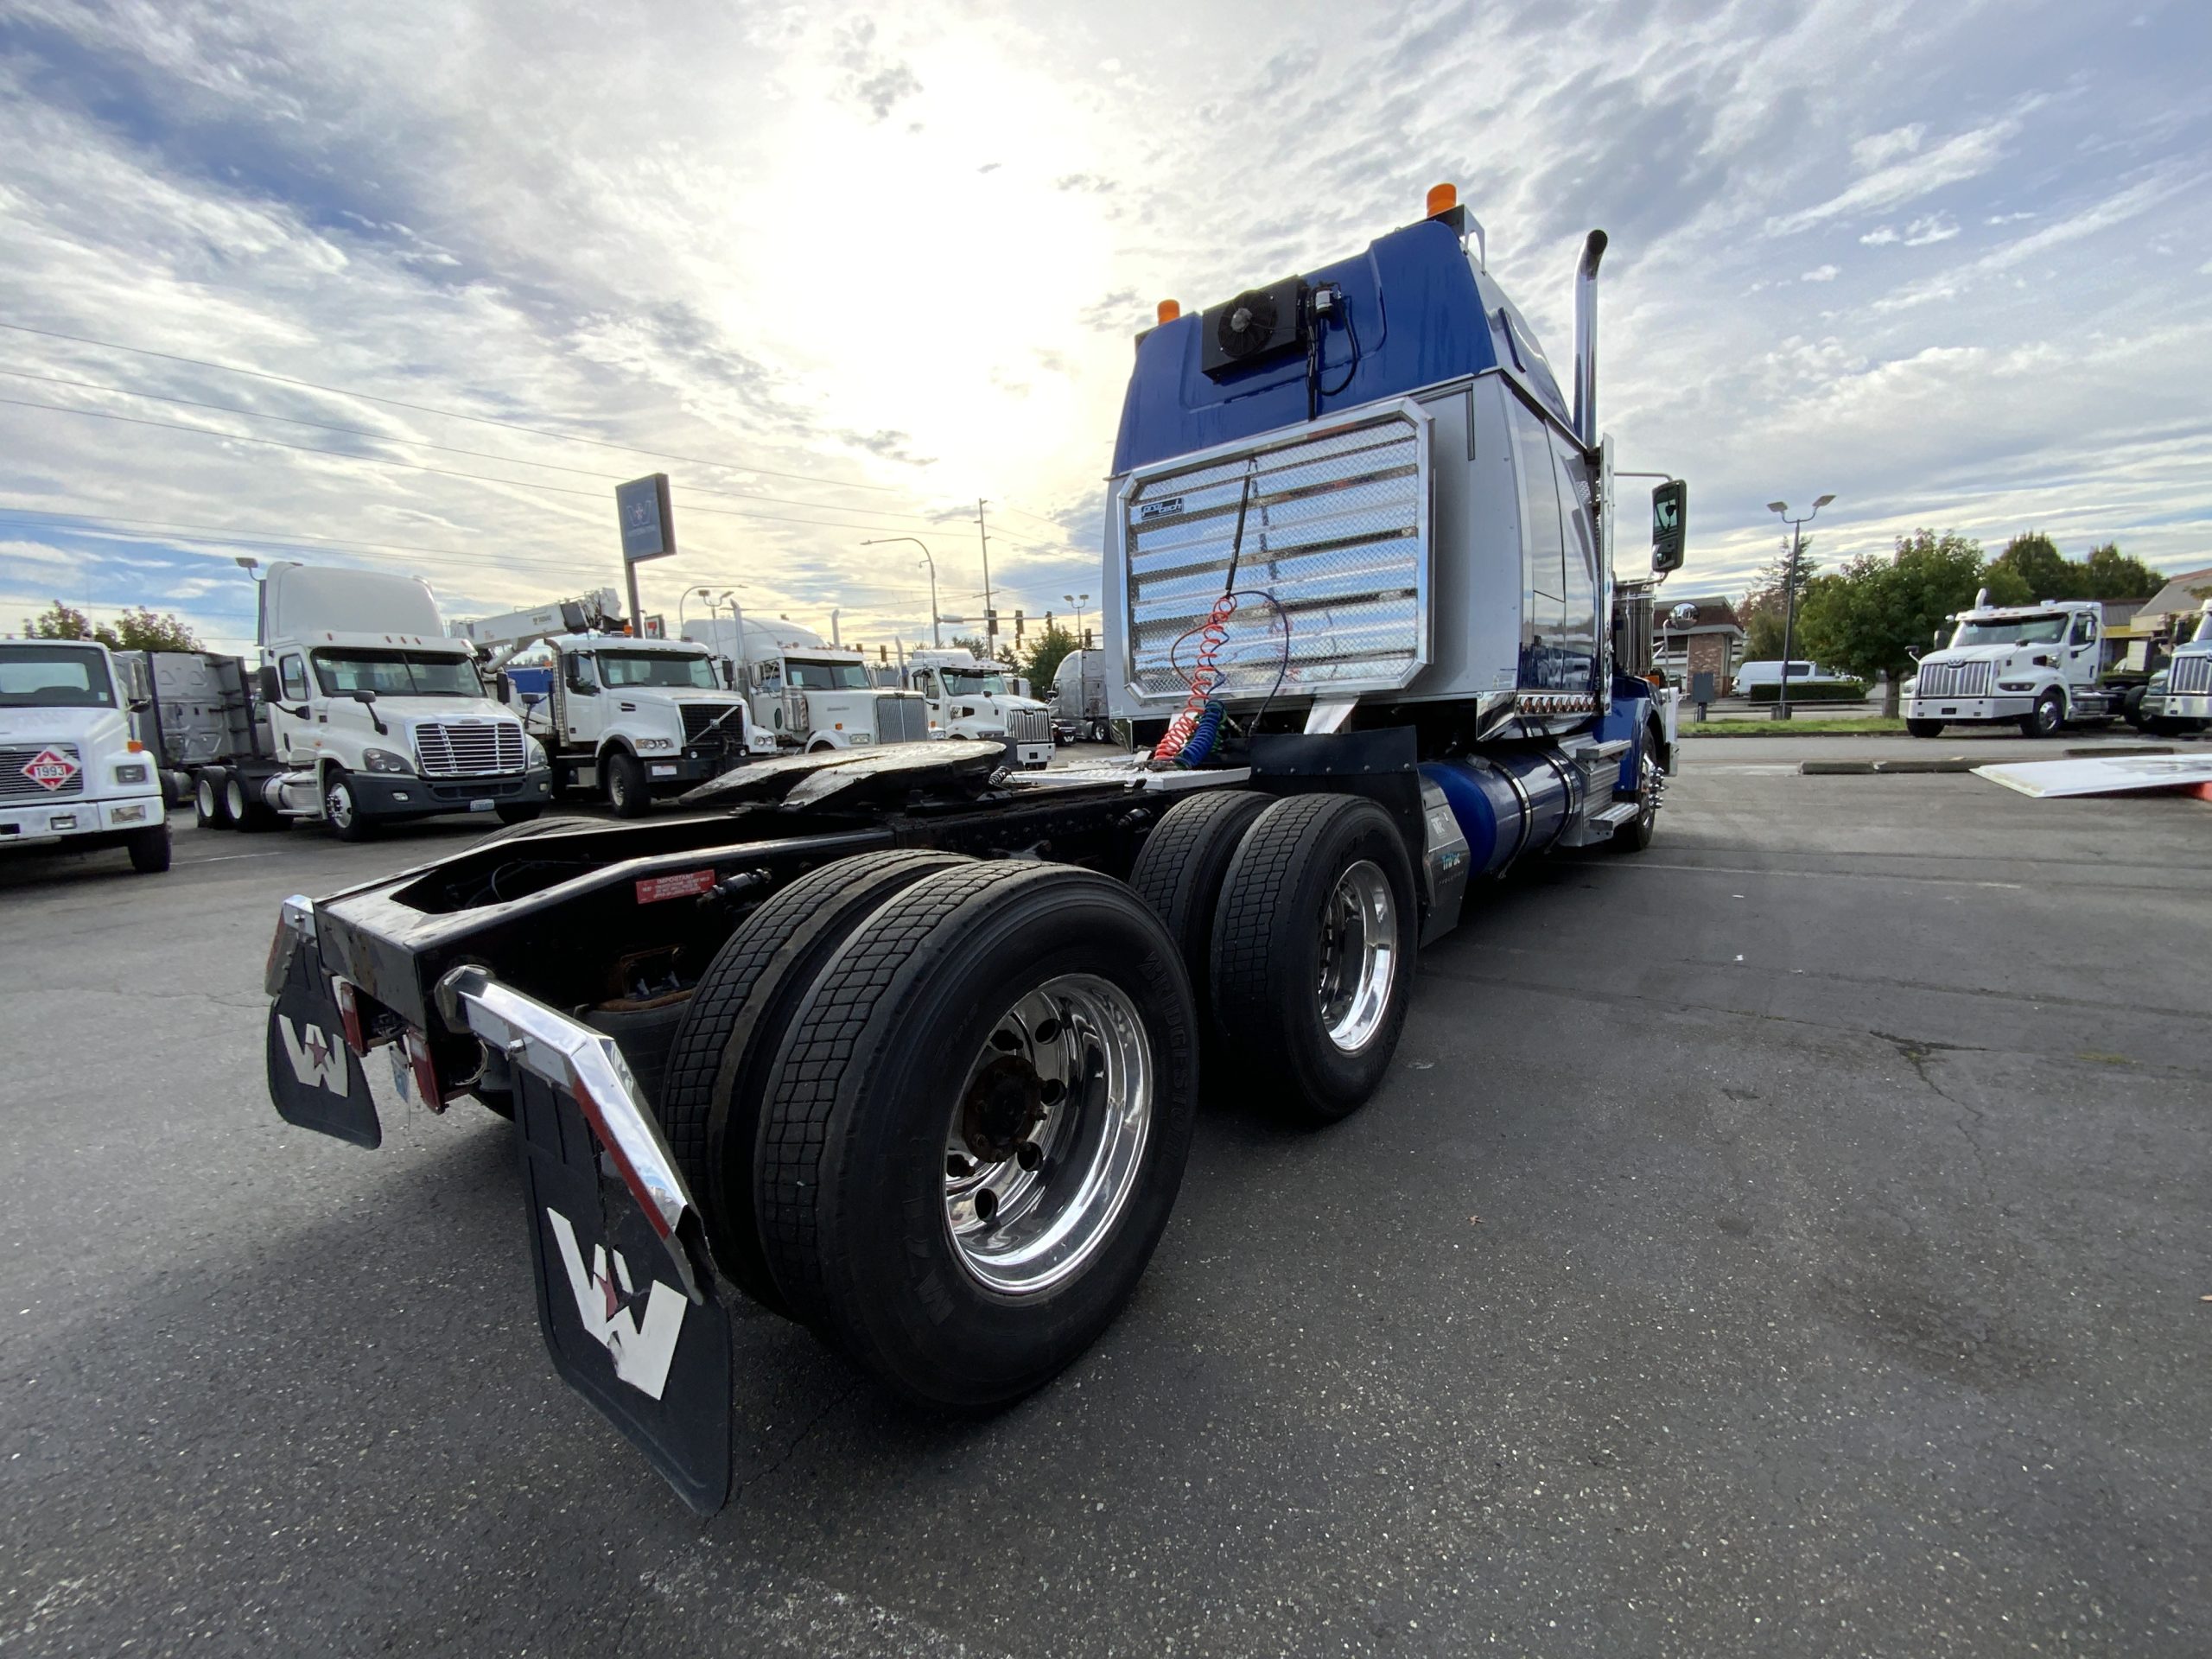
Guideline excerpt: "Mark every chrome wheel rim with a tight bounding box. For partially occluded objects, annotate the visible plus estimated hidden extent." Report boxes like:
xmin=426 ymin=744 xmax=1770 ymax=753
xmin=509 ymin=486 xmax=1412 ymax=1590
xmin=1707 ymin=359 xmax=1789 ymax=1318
xmin=1317 ymin=860 xmax=1397 ymax=1053
xmin=1637 ymin=751 xmax=1659 ymax=829
xmin=326 ymin=779 xmax=353 ymax=830
xmin=943 ymin=974 xmax=1152 ymax=1297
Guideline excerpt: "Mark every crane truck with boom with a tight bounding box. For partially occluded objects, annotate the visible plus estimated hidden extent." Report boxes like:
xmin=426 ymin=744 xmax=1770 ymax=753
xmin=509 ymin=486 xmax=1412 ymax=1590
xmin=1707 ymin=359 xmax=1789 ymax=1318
xmin=455 ymin=594 xmax=757 ymax=817
xmin=258 ymin=182 xmax=1685 ymax=1514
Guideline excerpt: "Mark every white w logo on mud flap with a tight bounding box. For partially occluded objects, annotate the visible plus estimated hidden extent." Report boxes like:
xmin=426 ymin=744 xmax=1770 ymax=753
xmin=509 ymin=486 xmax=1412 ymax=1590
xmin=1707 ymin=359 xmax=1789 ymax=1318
xmin=277 ymin=1016 xmax=346 ymax=1094
xmin=546 ymin=1209 xmax=686 ymax=1400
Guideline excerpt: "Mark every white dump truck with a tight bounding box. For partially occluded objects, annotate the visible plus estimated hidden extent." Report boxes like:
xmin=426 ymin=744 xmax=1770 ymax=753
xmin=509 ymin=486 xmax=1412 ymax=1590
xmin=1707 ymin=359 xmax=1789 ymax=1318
xmin=153 ymin=563 xmax=550 ymax=840
xmin=906 ymin=648 xmax=1053 ymax=767
xmin=0 ymin=636 xmax=168 ymax=872
xmin=682 ymin=614 xmax=929 ymax=753
xmin=457 ymin=595 xmax=759 ymax=817
xmin=1907 ymin=594 xmax=2126 ymax=739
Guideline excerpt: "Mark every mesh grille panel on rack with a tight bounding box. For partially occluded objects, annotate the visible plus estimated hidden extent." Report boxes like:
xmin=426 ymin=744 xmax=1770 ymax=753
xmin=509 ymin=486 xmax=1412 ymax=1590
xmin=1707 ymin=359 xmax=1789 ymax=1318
xmin=1118 ymin=406 xmax=1431 ymax=704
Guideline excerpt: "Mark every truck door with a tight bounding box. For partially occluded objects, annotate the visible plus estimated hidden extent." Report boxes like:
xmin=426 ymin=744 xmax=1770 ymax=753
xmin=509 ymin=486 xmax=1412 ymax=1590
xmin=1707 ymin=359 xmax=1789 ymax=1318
xmin=275 ymin=651 xmax=315 ymax=761
xmin=562 ymin=651 xmax=604 ymax=747
xmin=2065 ymin=611 xmax=2099 ymax=690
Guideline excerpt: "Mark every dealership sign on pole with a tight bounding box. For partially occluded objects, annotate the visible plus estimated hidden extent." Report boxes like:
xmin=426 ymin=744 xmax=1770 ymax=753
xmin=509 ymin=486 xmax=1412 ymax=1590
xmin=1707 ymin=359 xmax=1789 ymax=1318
xmin=615 ymin=474 xmax=676 ymax=632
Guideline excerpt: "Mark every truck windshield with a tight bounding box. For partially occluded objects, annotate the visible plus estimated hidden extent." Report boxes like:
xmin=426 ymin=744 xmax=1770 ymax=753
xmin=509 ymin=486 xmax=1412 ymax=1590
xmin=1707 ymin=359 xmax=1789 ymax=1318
xmin=313 ymin=650 xmax=484 ymax=698
xmin=598 ymin=651 xmax=718 ymax=690
xmin=788 ymin=659 xmax=873 ymax=690
xmin=1951 ymin=614 xmax=2068 ymax=648
xmin=0 ymin=645 xmax=115 ymax=709
xmin=944 ymin=670 xmax=1010 ymax=696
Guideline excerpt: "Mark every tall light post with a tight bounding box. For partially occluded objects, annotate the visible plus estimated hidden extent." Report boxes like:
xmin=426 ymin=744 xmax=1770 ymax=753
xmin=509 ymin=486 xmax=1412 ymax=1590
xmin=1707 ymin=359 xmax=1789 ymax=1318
xmin=678 ymin=584 xmax=718 ymax=637
xmin=862 ymin=537 xmax=940 ymax=646
xmin=1765 ymin=494 xmax=1835 ymax=721
xmin=717 ymin=588 xmax=750 ymax=691
xmin=1063 ymin=592 xmax=1090 ymax=645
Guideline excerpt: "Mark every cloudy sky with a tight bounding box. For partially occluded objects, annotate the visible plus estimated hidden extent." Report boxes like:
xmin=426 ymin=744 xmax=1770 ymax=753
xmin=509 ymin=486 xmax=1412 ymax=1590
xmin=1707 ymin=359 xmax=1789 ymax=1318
xmin=1 ymin=0 xmax=2207 ymax=652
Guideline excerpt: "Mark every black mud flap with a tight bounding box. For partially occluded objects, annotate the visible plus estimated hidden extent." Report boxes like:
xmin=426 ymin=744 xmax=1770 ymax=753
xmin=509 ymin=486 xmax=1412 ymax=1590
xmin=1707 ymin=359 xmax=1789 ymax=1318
xmin=265 ymin=943 xmax=381 ymax=1148
xmin=513 ymin=1069 xmax=734 ymax=1515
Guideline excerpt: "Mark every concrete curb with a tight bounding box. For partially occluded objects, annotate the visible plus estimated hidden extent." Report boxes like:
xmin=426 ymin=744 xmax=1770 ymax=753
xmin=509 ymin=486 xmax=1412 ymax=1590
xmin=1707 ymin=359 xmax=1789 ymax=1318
xmin=1874 ymin=758 xmax=1978 ymax=774
xmin=1798 ymin=760 xmax=1876 ymax=775
xmin=2067 ymin=745 xmax=2173 ymax=758
xmin=1796 ymin=758 xmax=1980 ymax=775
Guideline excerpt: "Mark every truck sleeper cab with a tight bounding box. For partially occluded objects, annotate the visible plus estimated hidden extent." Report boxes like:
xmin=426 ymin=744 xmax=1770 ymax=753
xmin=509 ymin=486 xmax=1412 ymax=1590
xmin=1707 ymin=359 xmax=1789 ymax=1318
xmin=258 ymin=184 xmax=1684 ymax=1515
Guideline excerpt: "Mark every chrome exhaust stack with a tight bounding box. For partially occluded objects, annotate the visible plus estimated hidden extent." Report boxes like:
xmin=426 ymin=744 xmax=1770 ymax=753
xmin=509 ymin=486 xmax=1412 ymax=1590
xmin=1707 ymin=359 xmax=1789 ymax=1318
xmin=1572 ymin=230 xmax=1607 ymax=448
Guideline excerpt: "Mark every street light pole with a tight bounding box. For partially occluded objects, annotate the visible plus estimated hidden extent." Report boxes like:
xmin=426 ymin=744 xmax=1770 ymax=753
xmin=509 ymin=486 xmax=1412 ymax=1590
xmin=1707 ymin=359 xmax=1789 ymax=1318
xmin=1765 ymin=494 xmax=1835 ymax=721
xmin=1063 ymin=593 xmax=1090 ymax=644
xmin=861 ymin=537 xmax=940 ymax=646
xmin=976 ymin=499 xmax=995 ymax=646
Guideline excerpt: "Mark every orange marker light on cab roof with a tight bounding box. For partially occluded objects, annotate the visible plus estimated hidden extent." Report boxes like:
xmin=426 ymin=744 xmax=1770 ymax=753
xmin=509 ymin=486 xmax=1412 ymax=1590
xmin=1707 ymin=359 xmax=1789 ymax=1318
xmin=1156 ymin=299 xmax=1181 ymax=324
xmin=1426 ymin=182 xmax=1458 ymax=218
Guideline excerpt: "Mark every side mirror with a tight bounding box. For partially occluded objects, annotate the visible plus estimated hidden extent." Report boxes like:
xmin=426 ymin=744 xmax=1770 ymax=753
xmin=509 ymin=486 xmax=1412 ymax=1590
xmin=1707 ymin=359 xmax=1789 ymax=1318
xmin=492 ymin=670 xmax=511 ymax=702
xmin=1650 ymin=480 xmax=1688 ymax=573
xmin=348 ymin=688 xmax=378 ymax=704
xmin=257 ymin=664 xmax=282 ymax=705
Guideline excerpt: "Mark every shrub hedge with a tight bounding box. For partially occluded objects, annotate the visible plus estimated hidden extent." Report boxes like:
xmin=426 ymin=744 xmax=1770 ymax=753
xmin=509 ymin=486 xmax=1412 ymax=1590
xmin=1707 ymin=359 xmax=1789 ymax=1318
xmin=1745 ymin=680 xmax=1867 ymax=703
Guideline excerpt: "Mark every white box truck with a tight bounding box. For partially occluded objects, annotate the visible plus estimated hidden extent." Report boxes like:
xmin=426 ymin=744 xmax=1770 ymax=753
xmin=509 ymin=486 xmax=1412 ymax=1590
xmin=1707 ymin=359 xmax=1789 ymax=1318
xmin=0 ymin=636 xmax=168 ymax=873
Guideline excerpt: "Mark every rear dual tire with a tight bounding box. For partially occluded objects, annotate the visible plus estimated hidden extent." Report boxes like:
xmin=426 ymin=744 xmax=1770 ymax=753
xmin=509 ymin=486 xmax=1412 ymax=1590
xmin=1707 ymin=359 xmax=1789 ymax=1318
xmin=664 ymin=856 xmax=1199 ymax=1410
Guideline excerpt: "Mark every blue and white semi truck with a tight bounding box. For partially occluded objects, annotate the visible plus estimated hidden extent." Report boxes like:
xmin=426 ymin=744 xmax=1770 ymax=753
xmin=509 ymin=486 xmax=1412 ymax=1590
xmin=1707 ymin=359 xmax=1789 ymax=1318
xmin=259 ymin=185 xmax=1687 ymax=1512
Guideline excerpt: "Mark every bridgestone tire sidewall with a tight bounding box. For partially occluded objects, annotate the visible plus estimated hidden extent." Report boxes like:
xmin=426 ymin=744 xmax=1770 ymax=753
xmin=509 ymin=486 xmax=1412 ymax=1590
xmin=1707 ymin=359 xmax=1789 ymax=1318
xmin=776 ymin=868 xmax=1198 ymax=1408
xmin=1211 ymin=796 xmax=1418 ymax=1122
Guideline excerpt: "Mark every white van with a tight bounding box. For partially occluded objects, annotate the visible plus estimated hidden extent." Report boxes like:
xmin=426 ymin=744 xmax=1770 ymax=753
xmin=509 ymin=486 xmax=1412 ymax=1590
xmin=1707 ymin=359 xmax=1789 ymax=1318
xmin=1733 ymin=659 xmax=1852 ymax=692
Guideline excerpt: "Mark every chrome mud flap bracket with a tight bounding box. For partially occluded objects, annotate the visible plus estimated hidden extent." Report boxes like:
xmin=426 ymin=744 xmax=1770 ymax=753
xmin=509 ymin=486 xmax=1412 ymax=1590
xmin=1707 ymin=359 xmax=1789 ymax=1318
xmin=438 ymin=966 xmax=736 ymax=1516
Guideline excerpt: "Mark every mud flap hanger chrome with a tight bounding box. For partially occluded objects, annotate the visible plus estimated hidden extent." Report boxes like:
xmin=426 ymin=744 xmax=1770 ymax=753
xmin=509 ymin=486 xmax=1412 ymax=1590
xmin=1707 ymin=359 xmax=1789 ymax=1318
xmin=435 ymin=964 xmax=718 ymax=1304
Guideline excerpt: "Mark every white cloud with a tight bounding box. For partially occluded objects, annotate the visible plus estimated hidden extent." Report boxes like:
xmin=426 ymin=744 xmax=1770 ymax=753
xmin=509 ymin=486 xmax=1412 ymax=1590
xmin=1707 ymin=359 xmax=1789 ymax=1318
xmin=1860 ymin=226 xmax=1900 ymax=245
xmin=1903 ymin=214 xmax=1960 ymax=245
xmin=1767 ymin=108 xmax=2029 ymax=235
xmin=1852 ymin=123 xmax=1926 ymax=170
xmin=1802 ymin=265 xmax=1840 ymax=283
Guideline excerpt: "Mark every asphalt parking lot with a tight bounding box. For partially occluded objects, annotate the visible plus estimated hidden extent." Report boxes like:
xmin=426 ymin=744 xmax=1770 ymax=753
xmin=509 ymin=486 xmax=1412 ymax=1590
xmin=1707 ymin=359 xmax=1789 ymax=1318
xmin=5 ymin=739 xmax=2209 ymax=1656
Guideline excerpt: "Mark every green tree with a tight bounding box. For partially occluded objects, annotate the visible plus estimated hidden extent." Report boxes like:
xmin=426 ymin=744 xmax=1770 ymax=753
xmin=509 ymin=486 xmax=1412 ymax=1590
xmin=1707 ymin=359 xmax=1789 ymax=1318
xmin=2079 ymin=542 xmax=2163 ymax=601
xmin=1993 ymin=533 xmax=2162 ymax=601
xmin=1738 ymin=534 xmax=1818 ymax=660
xmin=103 ymin=607 xmax=202 ymax=652
xmin=1022 ymin=624 xmax=1077 ymax=697
xmin=1796 ymin=529 xmax=1986 ymax=715
xmin=22 ymin=600 xmax=95 ymax=640
xmin=18 ymin=600 xmax=201 ymax=652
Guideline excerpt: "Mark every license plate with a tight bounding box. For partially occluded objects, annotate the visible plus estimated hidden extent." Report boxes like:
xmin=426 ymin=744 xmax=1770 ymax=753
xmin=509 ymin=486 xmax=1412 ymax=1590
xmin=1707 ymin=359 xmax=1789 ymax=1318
xmin=650 ymin=764 xmax=677 ymax=778
xmin=469 ymin=798 xmax=496 ymax=811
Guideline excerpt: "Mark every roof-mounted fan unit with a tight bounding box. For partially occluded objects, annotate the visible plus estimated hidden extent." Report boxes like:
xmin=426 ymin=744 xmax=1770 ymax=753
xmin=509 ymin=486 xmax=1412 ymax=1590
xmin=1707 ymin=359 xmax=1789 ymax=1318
xmin=1200 ymin=276 xmax=1308 ymax=379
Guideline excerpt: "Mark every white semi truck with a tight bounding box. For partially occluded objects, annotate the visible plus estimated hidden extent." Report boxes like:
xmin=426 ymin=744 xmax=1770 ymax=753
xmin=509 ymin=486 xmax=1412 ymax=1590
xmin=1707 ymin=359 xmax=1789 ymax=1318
xmin=682 ymin=614 xmax=929 ymax=753
xmin=156 ymin=563 xmax=550 ymax=840
xmin=0 ymin=636 xmax=168 ymax=873
xmin=1907 ymin=594 xmax=2127 ymax=739
xmin=458 ymin=596 xmax=760 ymax=817
xmin=905 ymin=648 xmax=1054 ymax=767
xmin=2139 ymin=598 xmax=2211 ymax=732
